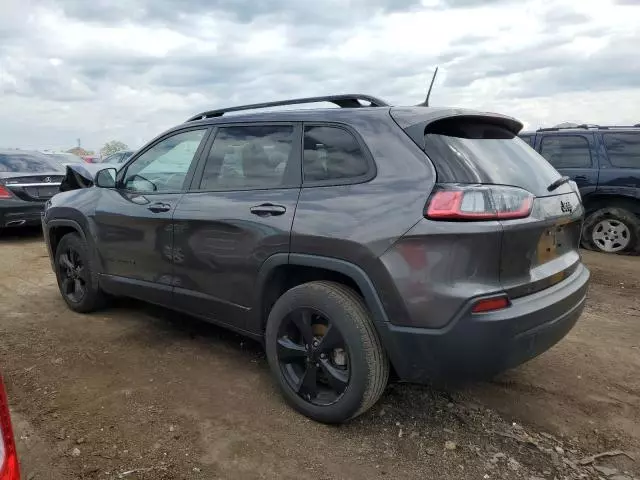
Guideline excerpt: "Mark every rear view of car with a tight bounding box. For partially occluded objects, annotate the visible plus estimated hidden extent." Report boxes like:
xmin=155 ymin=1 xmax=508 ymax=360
xmin=0 ymin=150 xmax=64 ymax=228
xmin=380 ymin=111 xmax=589 ymax=379
xmin=0 ymin=374 xmax=20 ymax=479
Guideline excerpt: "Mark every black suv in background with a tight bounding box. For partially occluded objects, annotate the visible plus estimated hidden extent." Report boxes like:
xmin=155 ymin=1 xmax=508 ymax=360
xmin=520 ymin=126 xmax=640 ymax=254
xmin=42 ymin=95 xmax=589 ymax=423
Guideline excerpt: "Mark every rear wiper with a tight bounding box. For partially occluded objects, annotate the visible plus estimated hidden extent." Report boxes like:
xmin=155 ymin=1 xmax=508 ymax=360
xmin=547 ymin=175 xmax=571 ymax=192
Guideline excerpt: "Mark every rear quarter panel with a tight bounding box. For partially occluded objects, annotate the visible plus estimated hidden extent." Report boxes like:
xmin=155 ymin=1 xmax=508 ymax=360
xmin=290 ymin=112 xmax=435 ymax=326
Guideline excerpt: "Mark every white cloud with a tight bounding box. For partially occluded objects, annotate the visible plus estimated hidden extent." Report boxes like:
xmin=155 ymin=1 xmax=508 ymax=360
xmin=0 ymin=0 xmax=638 ymax=151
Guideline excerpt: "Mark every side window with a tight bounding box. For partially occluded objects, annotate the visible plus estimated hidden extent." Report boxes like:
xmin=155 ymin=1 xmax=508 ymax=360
xmin=123 ymin=129 xmax=206 ymax=192
xmin=603 ymin=133 xmax=640 ymax=168
xmin=198 ymin=125 xmax=295 ymax=190
xmin=303 ymin=126 xmax=369 ymax=182
xmin=539 ymin=135 xmax=592 ymax=169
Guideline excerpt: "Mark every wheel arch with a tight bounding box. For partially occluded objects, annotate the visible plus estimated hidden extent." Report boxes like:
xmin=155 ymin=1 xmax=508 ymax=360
xmin=46 ymin=219 xmax=87 ymax=257
xmin=583 ymin=193 xmax=640 ymax=216
xmin=254 ymin=253 xmax=402 ymax=380
xmin=254 ymin=254 xmax=391 ymax=333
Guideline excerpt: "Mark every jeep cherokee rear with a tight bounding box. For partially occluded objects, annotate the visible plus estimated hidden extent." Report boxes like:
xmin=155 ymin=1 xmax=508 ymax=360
xmin=43 ymin=94 xmax=589 ymax=423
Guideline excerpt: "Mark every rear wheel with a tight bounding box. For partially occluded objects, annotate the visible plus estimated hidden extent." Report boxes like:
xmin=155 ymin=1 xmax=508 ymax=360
xmin=54 ymin=233 xmax=106 ymax=312
xmin=582 ymin=207 xmax=639 ymax=254
xmin=265 ymin=281 xmax=389 ymax=424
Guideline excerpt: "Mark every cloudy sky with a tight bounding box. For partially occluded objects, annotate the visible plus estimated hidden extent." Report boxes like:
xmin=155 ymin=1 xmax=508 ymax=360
xmin=1 ymin=0 xmax=639 ymax=152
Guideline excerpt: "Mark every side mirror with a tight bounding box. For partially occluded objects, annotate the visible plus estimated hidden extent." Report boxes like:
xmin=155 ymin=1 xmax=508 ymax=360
xmin=95 ymin=168 xmax=117 ymax=188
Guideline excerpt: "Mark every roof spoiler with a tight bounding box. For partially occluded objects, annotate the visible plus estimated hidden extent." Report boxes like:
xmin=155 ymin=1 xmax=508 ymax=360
xmin=391 ymin=108 xmax=524 ymax=150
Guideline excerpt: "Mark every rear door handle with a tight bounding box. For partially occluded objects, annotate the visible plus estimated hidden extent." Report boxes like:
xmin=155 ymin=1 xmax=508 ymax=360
xmin=148 ymin=202 xmax=172 ymax=213
xmin=250 ymin=203 xmax=286 ymax=216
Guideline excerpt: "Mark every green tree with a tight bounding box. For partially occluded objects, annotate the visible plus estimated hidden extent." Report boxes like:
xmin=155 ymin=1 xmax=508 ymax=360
xmin=101 ymin=140 xmax=128 ymax=157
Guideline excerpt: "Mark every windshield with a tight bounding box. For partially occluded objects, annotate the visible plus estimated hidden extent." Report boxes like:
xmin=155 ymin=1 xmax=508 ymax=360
xmin=0 ymin=153 xmax=63 ymax=173
xmin=423 ymin=120 xmax=561 ymax=196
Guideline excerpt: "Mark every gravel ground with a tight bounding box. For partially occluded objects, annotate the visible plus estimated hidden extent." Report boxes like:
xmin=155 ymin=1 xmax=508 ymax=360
xmin=0 ymin=228 xmax=638 ymax=480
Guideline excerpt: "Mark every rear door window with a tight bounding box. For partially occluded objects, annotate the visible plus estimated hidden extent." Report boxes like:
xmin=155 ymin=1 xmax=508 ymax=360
xmin=539 ymin=135 xmax=592 ymax=169
xmin=303 ymin=126 xmax=371 ymax=183
xmin=422 ymin=119 xmax=561 ymax=196
xmin=603 ymin=132 xmax=640 ymax=168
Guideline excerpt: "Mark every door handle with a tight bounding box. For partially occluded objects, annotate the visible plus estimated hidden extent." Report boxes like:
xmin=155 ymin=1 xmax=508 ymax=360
xmin=574 ymin=175 xmax=588 ymax=181
xmin=250 ymin=203 xmax=286 ymax=216
xmin=148 ymin=202 xmax=172 ymax=213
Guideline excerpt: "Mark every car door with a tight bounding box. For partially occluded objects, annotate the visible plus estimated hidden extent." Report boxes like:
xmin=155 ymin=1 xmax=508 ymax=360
xmin=93 ymin=127 xmax=210 ymax=305
xmin=537 ymin=133 xmax=598 ymax=197
xmin=171 ymin=123 xmax=302 ymax=332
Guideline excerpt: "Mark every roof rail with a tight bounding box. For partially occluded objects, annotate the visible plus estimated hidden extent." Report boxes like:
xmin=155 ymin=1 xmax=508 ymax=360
xmin=537 ymin=124 xmax=640 ymax=132
xmin=186 ymin=94 xmax=390 ymax=122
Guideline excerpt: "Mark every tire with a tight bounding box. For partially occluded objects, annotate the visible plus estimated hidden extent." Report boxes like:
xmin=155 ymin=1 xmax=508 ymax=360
xmin=54 ymin=232 xmax=107 ymax=312
xmin=581 ymin=207 xmax=640 ymax=254
xmin=265 ymin=281 xmax=389 ymax=424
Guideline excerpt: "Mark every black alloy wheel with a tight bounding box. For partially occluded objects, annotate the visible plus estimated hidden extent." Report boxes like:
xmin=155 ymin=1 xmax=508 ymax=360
xmin=57 ymin=246 xmax=87 ymax=304
xmin=265 ymin=281 xmax=389 ymax=424
xmin=54 ymin=232 xmax=106 ymax=313
xmin=276 ymin=308 xmax=350 ymax=406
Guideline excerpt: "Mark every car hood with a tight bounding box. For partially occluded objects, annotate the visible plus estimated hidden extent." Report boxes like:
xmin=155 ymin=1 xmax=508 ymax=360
xmin=59 ymin=163 xmax=105 ymax=191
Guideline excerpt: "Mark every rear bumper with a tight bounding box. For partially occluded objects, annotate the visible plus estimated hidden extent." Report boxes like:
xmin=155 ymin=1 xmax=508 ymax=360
xmin=0 ymin=201 xmax=46 ymax=227
xmin=378 ymin=263 xmax=590 ymax=382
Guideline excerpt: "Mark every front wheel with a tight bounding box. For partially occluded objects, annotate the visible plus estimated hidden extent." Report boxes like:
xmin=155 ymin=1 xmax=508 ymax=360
xmin=265 ymin=281 xmax=389 ymax=424
xmin=582 ymin=207 xmax=639 ymax=254
xmin=54 ymin=233 xmax=106 ymax=312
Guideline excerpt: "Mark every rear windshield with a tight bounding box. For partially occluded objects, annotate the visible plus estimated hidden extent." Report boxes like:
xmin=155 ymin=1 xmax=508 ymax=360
xmin=423 ymin=119 xmax=561 ymax=196
xmin=0 ymin=153 xmax=62 ymax=173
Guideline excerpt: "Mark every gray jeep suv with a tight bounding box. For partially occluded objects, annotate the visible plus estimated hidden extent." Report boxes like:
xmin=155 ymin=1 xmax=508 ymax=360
xmin=42 ymin=94 xmax=590 ymax=423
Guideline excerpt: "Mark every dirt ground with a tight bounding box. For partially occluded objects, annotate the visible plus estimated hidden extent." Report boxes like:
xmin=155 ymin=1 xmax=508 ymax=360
xmin=0 ymin=228 xmax=638 ymax=480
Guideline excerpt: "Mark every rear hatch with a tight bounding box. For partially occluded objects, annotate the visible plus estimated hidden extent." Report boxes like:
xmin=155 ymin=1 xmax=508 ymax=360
xmin=391 ymin=109 xmax=583 ymax=298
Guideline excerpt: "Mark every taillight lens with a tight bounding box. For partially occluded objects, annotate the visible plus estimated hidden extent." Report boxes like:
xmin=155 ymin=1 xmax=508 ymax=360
xmin=0 ymin=376 xmax=20 ymax=480
xmin=426 ymin=185 xmax=533 ymax=221
xmin=0 ymin=185 xmax=13 ymax=200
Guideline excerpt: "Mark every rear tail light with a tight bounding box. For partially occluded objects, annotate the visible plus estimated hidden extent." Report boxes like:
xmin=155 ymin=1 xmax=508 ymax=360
xmin=0 ymin=185 xmax=13 ymax=200
xmin=0 ymin=375 xmax=20 ymax=480
xmin=472 ymin=295 xmax=510 ymax=313
xmin=426 ymin=185 xmax=533 ymax=221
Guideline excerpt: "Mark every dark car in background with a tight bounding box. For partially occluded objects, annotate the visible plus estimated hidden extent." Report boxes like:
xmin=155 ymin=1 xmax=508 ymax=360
xmin=101 ymin=150 xmax=134 ymax=165
xmin=520 ymin=125 xmax=640 ymax=254
xmin=42 ymin=94 xmax=589 ymax=423
xmin=0 ymin=149 xmax=64 ymax=228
